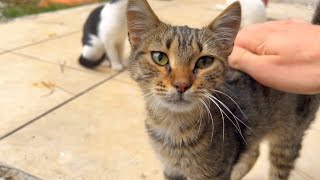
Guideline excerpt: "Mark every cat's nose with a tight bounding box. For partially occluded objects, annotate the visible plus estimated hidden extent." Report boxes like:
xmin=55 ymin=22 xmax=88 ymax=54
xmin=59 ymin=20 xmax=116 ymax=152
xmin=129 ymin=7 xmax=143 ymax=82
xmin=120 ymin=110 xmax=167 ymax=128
xmin=172 ymin=81 xmax=191 ymax=93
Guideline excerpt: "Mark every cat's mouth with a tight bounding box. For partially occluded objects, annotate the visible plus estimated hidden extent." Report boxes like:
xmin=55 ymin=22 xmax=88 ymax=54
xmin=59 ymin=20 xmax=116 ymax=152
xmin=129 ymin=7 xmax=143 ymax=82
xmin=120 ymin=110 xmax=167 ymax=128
xmin=159 ymin=94 xmax=195 ymax=112
xmin=165 ymin=95 xmax=190 ymax=105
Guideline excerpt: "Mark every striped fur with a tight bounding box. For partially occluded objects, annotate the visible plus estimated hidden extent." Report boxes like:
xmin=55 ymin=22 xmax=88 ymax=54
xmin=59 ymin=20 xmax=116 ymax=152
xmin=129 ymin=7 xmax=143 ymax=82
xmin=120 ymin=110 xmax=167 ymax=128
xmin=126 ymin=0 xmax=320 ymax=179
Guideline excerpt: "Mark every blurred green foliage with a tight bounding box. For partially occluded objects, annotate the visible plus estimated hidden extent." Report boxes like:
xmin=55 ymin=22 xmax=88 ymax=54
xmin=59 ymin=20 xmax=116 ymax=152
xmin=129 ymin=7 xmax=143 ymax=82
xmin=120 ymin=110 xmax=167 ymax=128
xmin=1 ymin=0 xmax=109 ymax=19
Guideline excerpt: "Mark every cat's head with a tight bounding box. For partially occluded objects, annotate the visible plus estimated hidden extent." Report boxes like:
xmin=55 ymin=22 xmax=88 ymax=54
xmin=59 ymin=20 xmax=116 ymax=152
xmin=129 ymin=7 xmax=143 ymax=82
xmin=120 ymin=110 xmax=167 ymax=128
xmin=127 ymin=0 xmax=241 ymax=112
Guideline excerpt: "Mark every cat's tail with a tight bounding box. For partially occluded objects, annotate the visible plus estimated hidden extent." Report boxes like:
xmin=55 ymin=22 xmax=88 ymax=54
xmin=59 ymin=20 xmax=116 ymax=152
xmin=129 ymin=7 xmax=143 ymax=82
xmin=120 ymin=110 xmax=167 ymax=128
xmin=312 ymin=1 xmax=320 ymax=25
xmin=79 ymin=53 xmax=106 ymax=68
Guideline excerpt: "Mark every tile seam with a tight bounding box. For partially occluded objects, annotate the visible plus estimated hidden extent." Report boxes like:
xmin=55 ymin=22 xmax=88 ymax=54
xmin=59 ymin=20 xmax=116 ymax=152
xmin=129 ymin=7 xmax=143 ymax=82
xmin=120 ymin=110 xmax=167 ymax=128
xmin=0 ymin=70 xmax=125 ymax=141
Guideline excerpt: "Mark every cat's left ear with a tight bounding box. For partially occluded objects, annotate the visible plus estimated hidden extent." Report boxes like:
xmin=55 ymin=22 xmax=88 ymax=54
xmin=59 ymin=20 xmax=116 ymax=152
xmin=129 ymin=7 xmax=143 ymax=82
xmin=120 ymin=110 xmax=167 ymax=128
xmin=126 ymin=0 xmax=161 ymax=46
xmin=208 ymin=1 xmax=241 ymax=46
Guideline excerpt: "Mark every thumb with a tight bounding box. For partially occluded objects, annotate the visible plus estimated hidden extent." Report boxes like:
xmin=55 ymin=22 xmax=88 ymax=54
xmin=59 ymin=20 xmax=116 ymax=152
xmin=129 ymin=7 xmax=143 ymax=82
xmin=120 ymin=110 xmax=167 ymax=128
xmin=228 ymin=46 xmax=268 ymax=75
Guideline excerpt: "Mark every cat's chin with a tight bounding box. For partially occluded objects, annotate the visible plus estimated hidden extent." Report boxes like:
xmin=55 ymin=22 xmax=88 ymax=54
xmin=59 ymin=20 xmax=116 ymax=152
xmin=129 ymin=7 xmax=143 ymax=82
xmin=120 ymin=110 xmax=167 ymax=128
xmin=159 ymin=99 xmax=196 ymax=112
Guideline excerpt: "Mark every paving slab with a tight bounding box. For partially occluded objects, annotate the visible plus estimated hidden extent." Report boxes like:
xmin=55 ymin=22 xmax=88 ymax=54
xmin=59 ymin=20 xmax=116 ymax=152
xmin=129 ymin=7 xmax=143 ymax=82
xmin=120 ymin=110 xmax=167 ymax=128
xmin=0 ymin=48 xmax=5 ymax=54
xmin=0 ymin=53 xmax=115 ymax=138
xmin=0 ymin=79 xmax=162 ymax=180
xmin=0 ymin=4 xmax=99 ymax=50
xmin=114 ymin=70 xmax=136 ymax=85
xmin=14 ymin=32 xmax=86 ymax=70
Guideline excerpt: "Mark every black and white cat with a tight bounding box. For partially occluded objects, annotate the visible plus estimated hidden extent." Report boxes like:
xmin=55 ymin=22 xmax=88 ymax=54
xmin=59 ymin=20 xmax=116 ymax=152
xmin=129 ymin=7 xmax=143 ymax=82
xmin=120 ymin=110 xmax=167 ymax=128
xmin=79 ymin=0 xmax=128 ymax=70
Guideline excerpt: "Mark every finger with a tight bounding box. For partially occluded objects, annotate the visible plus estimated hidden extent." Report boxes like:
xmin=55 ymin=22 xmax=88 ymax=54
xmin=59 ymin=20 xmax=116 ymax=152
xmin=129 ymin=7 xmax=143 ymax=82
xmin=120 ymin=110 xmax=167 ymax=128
xmin=235 ymin=20 xmax=307 ymax=53
xmin=235 ymin=23 xmax=275 ymax=52
xmin=229 ymin=46 xmax=261 ymax=71
xmin=228 ymin=46 xmax=278 ymax=76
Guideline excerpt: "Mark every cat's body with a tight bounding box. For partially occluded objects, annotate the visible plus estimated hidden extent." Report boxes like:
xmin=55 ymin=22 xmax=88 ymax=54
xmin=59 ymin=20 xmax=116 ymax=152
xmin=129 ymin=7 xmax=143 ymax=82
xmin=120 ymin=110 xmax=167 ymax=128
xmin=313 ymin=1 xmax=320 ymax=25
xmin=215 ymin=0 xmax=267 ymax=27
xmin=126 ymin=0 xmax=320 ymax=179
xmin=79 ymin=0 xmax=127 ymax=70
xmin=146 ymin=75 xmax=319 ymax=180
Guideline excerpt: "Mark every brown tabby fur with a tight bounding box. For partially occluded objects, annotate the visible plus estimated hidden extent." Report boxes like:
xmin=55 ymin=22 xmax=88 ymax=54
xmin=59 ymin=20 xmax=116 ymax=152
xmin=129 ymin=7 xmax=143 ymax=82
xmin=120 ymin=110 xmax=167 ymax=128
xmin=126 ymin=0 xmax=320 ymax=179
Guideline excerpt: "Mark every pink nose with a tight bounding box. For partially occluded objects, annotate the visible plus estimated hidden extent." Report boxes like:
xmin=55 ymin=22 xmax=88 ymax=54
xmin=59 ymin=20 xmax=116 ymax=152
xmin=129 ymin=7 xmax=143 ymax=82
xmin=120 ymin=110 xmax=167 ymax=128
xmin=172 ymin=82 xmax=191 ymax=93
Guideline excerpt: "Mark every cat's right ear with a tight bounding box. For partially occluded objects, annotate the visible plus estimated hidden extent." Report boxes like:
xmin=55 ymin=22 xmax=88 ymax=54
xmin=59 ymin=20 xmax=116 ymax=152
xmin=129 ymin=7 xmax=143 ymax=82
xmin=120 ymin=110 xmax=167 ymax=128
xmin=126 ymin=0 xmax=161 ymax=46
xmin=207 ymin=1 xmax=241 ymax=47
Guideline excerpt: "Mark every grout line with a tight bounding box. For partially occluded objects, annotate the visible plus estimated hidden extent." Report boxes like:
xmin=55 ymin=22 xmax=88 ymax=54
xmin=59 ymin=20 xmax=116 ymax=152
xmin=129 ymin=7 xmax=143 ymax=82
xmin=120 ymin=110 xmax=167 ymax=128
xmin=0 ymin=70 xmax=124 ymax=141
xmin=0 ymin=30 xmax=80 ymax=55
xmin=11 ymin=30 xmax=80 ymax=51
xmin=0 ymin=49 xmax=10 ymax=55
xmin=9 ymin=51 xmax=108 ymax=76
xmin=4 ymin=50 xmax=110 ymax=78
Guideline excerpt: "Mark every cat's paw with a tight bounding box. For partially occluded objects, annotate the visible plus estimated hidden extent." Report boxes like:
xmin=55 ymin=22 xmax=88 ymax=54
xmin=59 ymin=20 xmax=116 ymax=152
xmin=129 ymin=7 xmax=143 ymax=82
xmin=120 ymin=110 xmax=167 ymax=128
xmin=101 ymin=60 xmax=111 ymax=67
xmin=101 ymin=59 xmax=111 ymax=67
xmin=112 ymin=63 xmax=124 ymax=71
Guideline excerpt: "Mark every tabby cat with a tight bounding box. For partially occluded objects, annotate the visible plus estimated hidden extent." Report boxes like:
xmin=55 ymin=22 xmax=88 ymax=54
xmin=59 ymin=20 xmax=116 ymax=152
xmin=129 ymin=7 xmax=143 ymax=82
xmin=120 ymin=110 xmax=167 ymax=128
xmin=126 ymin=0 xmax=320 ymax=179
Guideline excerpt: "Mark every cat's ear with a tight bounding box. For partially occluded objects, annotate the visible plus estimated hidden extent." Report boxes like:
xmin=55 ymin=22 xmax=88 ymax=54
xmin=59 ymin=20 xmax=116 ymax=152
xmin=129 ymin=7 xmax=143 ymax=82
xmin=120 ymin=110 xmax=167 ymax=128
xmin=126 ymin=0 xmax=161 ymax=46
xmin=208 ymin=1 xmax=241 ymax=45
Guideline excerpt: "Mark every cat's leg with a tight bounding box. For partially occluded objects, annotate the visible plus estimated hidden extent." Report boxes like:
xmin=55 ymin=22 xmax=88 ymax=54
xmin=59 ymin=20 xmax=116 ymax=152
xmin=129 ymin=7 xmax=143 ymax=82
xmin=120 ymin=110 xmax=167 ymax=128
xmin=104 ymin=41 xmax=123 ymax=71
xmin=116 ymin=41 xmax=125 ymax=61
xmin=231 ymin=144 xmax=260 ymax=180
xmin=268 ymin=132 xmax=303 ymax=180
xmin=100 ymin=52 xmax=111 ymax=67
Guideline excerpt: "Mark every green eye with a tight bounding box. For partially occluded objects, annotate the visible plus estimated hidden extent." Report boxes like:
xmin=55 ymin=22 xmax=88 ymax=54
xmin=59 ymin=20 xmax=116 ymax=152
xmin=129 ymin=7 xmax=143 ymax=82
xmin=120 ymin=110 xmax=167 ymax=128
xmin=196 ymin=56 xmax=214 ymax=69
xmin=151 ymin=52 xmax=169 ymax=66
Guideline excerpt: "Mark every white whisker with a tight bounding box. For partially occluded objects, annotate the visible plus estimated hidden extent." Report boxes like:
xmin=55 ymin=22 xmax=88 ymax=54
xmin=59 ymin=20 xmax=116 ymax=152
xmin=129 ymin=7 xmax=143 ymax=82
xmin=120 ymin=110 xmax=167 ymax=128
xmin=204 ymin=93 xmax=247 ymax=144
xmin=199 ymin=99 xmax=215 ymax=145
xmin=203 ymin=94 xmax=235 ymax=143
xmin=212 ymin=89 xmax=247 ymax=119
xmin=222 ymin=82 xmax=236 ymax=96
xmin=210 ymin=89 xmax=255 ymax=135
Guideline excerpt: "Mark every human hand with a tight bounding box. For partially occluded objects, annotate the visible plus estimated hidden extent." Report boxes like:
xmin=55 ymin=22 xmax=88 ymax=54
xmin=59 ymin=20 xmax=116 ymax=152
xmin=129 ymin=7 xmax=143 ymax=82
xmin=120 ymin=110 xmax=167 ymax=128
xmin=229 ymin=20 xmax=320 ymax=94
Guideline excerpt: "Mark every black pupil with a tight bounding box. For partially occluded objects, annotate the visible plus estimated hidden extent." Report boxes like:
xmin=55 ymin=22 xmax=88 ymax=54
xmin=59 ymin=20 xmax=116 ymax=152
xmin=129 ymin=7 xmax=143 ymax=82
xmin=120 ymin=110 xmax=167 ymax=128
xmin=157 ymin=53 xmax=163 ymax=61
xmin=202 ymin=58 xmax=211 ymax=65
xmin=202 ymin=58 xmax=207 ymax=65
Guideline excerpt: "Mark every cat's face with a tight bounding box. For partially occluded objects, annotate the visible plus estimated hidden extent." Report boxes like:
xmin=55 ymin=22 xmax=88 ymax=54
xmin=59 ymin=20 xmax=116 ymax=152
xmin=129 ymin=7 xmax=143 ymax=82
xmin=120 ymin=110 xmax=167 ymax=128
xmin=127 ymin=0 xmax=241 ymax=112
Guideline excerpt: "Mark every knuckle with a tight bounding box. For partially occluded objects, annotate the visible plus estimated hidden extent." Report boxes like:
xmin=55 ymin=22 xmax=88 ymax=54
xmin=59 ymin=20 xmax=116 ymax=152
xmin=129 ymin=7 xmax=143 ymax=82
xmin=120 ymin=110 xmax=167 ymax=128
xmin=255 ymin=41 xmax=267 ymax=55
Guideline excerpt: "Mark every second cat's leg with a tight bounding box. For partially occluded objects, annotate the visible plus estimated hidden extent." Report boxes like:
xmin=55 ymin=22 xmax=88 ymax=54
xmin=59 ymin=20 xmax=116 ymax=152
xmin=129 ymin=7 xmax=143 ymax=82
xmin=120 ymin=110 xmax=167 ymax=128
xmin=231 ymin=144 xmax=260 ymax=180
xmin=116 ymin=41 xmax=125 ymax=61
xmin=268 ymin=132 xmax=303 ymax=180
xmin=104 ymin=42 xmax=123 ymax=71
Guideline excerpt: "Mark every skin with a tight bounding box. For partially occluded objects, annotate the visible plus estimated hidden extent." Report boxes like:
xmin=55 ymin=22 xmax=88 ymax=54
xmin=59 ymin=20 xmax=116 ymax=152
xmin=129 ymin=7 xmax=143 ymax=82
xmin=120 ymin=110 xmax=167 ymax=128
xmin=228 ymin=20 xmax=320 ymax=94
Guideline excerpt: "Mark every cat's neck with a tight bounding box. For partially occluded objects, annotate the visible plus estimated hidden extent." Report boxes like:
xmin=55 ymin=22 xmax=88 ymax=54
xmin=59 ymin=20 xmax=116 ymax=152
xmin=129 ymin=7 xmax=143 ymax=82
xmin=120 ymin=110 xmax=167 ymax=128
xmin=146 ymin=105 xmax=200 ymax=126
xmin=145 ymin=102 xmax=215 ymax=138
xmin=145 ymin=106 xmax=211 ymax=147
